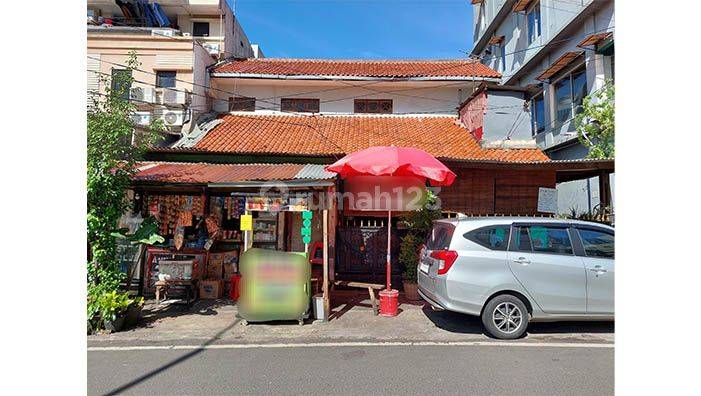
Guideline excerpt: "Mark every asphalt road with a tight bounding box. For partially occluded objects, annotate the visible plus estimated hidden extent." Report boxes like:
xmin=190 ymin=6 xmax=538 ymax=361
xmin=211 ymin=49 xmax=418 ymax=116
xmin=88 ymin=344 xmax=613 ymax=395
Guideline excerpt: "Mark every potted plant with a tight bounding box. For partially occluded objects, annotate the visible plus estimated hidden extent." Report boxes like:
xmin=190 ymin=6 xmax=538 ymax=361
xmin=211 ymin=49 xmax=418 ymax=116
xmin=399 ymin=191 xmax=442 ymax=301
xmin=97 ymin=291 xmax=134 ymax=333
xmin=124 ymin=296 xmax=145 ymax=329
xmin=399 ymin=233 xmax=421 ymax=301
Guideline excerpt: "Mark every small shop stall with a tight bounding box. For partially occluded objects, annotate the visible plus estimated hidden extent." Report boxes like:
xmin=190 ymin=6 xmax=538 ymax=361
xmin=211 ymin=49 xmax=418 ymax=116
xmin=128 ymin=162 xmax=338 ymax=313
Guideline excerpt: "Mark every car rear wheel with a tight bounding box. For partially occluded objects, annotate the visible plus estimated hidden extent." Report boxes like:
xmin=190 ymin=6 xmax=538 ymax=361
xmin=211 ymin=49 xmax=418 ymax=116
xmin=482 ymin=294 xmax=529 ymax=339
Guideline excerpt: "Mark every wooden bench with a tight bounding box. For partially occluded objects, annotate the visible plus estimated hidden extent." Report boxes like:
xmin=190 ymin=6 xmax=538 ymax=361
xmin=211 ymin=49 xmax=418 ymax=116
xmin=333 ymin=280 xmax=384 ymax=315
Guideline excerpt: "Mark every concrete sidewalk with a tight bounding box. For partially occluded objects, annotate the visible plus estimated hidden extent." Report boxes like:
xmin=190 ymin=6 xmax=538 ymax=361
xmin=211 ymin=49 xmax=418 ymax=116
xmin=87 ymin=292 xmax=614 ymax=348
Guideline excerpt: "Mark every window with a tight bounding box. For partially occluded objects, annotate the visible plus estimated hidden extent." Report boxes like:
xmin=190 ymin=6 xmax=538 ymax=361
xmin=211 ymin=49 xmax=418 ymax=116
xmin=515 ymin=227 xmax=533 ymax=252
xmin=530 ymin=93 xmax=545 ymax=135
xmin=192 ymin=22 xmax=210 ymax=37
xmin=491 ymin=44 xmax=506 ymax=72
xmin=554 ymin=67 xmax=587 ymax=124
xmin=156 ymin=71 xmax=176 ymax=88
xmin=577 ymin=229 xmax=614 ymax=258
xmin=515 ymin=225 xmax=574 ymax=255
xmin=527 ymin=1 xmax=541 ymax=44
xmin=464 ymin=225 xmax=511 ymax=251
xmin=111 ymin=68 xmax=132 ymax=100
xmin=281 ymin=98 xmax=320 ymax=113
xmin=229 ymin=96 xmax=256 ymax=111
xmin=354 ymin=99 xmax=393 ymax=114
xmin=426 ymin=223 xmax=455 ymax=250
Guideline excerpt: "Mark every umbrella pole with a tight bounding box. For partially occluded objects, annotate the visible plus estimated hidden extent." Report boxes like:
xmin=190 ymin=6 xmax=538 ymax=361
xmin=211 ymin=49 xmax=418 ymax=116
xmin=386 ymin=209 xmax=391 ymax=291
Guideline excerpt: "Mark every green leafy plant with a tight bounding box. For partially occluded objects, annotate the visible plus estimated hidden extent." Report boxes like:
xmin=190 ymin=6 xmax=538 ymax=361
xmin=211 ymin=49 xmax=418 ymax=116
xmin=575 ymin=80 xmax=615 ymax=159
xmin=399 ymin=190 xmax=442 ymax=283
xmin=95 ymin=291 xmax=134 ymax=323
xmin=87 ymin=51 xmax=163 ymax=330
xmin=112 ymin=216 xmax=165 ymax=245
xmin=559 ymin=204 xmax=614 ymax=226
xmin=399 ymin=233 xmax=421 ymax=283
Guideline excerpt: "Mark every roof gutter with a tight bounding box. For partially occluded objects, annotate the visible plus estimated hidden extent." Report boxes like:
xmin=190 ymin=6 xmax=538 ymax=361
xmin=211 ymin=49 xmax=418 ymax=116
xmin=208 ymin=180 xmax=335 ymax=188
xmin=210 ymin=72 xmax=501 ymax=83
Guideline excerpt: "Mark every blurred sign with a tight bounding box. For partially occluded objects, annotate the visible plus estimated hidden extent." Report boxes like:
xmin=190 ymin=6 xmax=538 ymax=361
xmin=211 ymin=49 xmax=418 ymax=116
xmin=537 ymin=187 xmax=558 ymax=214
xmin=240 ymin=214 xmax=253 ymax=231
xmin=343 ymin=175 xmax=427 ymax=212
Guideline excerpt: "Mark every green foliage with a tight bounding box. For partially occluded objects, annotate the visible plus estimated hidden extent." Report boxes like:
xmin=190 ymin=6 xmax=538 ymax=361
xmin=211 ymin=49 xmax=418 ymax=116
xmin=112 ymin=217 xmax=165 ymax=245
xmin=575 ymin=80 xmax=615 ymax=159
xmin=399 ymin=190 xmax=442 ymax=283
xmin=87 ymin=51 xmax=163 ymax=329
xmin=94 ymin=290 xmax=134 ymax=323
xmin=399 ymin=233 xmax=421 ymax=283
xmin=559 ymin=204 xmax=614 ymax=226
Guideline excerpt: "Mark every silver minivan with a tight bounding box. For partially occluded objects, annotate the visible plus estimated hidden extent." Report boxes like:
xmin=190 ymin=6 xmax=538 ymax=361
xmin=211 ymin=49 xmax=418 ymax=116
xmin=417 ymin=217 xmax=614 ymax=339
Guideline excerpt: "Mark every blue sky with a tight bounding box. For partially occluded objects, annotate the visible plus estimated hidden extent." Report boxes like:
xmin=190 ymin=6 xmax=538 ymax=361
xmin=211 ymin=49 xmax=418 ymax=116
xmin=231 ymin=0 xmax=473 ymax=59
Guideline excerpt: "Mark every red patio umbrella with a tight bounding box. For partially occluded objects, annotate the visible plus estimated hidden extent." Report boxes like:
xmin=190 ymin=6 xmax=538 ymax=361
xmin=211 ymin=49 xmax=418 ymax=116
xmin=326 ymin=146 xmax=456 ymax=315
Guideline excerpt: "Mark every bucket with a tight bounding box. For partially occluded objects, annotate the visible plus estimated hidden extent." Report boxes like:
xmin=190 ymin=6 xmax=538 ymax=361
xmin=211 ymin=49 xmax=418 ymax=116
xmin=379 ymin=289 xmax=399 ymax=317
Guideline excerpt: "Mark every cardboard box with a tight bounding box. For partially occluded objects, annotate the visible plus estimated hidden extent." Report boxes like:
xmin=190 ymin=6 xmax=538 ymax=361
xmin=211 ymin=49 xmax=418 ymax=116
xmin=206 ymin=261 xmax=223 ymax=279
xmin=223 ymin=262 xmax=237 ymax=278
xmin=199 ymin=280 xmax=222 ymax=299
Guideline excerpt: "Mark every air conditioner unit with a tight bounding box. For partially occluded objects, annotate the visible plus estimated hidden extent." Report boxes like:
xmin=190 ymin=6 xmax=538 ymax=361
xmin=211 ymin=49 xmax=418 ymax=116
xmin=131 ymin=111 xmax=152 ymax=127
xmin=202 ymin=42 xmax=220 ymax=55
xmin=152 ymin=28 xmax=175 ymax=37
xmin=158 ymin=88 xmax=189 ymax=106
xmin=130 ymin=86 xmax=157 ymax=104
xmin=156 ymin=110 xmax=186 ymax=127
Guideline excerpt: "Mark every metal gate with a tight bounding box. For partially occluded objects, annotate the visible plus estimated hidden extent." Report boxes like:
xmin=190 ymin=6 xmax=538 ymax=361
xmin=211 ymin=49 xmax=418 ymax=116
xmin=335 ymin=224 xmax=403 ymax=286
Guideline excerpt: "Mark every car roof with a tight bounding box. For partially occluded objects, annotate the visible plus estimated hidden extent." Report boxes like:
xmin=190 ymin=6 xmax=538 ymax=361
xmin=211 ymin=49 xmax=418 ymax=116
xmin=434 ymin=216 xmax=614 ymax=231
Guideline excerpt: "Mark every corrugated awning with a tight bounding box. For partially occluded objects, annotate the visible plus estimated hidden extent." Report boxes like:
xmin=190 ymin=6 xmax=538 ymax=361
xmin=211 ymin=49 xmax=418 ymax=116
xmin=488 ymin=35 xmax=505 ymax=45
xmin=577 ymin=32 xmax=613 ymax=48
xmin=131 ymin=162 xmax=336 ymax=186
xmin=513 ymin=0 xmax=533 ymax=12
xmin=536 ymin=51 xmax=584 ymax=81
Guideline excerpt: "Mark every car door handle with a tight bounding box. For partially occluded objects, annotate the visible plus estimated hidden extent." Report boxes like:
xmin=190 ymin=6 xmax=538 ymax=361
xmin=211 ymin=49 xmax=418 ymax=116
xmin=590 ymin=266 xmax=607 ymax=273
xmin=513 ymin=257 xmax=530 ymax=265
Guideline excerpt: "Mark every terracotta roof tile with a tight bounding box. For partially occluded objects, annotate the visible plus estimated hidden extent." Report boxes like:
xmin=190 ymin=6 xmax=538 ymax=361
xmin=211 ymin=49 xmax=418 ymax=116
xmin=212 ymin=58 xmax=501 ymax=79
xmin=132 ymin=162 xmax=307 ymax=184
xmin=159 ymin=114 xmax=549 ymax=163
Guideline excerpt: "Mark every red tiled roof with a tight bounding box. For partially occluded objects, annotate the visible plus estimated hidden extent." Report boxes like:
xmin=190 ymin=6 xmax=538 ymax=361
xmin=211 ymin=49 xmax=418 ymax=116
xmin=212 ymin=58 xmax=501 ymax=79
xmin=132 ymin=162 xmax=306 ymax=184
xmin=158 ymin=114 xmax=549 ymax=163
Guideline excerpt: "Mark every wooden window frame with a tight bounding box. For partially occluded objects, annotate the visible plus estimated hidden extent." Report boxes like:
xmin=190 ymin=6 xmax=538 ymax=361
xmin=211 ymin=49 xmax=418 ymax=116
xmin=280 ymin=98 xmax=320 ymax=113
xmin=354 ymin=99 xmax=393 ymax=114
xmin=229 ymin=96 xmax=256 ymax=112
xmin=156 ymin=71 xmax=177 ymax=88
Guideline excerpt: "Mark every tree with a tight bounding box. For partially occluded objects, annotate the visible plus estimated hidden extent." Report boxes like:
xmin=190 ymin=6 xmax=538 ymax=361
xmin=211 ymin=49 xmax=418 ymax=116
xmin=87 ymin=51 xmax=162 ymax=296
xmin=575 ymin=80 xmax=615 ymax=158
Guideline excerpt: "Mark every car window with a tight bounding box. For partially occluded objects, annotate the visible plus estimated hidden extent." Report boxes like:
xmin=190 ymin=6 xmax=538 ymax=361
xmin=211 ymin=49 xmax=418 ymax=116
xmin=426 ymin=223 xmax=455 ymax=250
xmin=464 ymin=225 xmax=510 ymax=251
xmin=514 ymin=227 xmax=533 ymax=252
xmin=527 ymin=225 xmax=573 ymax=255
xmin=577 ymin=228 xmax=614 ymax=258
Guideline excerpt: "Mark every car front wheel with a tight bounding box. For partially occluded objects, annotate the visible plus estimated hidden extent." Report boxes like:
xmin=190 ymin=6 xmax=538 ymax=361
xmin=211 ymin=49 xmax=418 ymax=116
xmin=482 ymin=294 xmax=529 ymax=339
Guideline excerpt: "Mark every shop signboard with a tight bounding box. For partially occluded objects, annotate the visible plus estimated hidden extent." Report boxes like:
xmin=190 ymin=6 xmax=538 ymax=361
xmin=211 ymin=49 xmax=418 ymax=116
xmin=537 ymin=187 xmax=558 ymax=214
xmin=240 ymin=214 xmax=253 ymax=231
xmin=301 ymin=210 xmax=313 ymax=244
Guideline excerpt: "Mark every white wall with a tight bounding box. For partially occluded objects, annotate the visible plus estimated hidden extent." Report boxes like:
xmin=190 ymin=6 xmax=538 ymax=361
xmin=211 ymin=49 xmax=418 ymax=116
xmin=210 ymin=80 xmax=477 ymax=114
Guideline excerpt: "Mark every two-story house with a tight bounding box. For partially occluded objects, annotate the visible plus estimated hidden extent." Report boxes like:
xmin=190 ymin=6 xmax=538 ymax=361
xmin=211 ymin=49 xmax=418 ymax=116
xmin=469 ymin=0 xmax=614 ymax=214
xmin=134 ymin=58 xmax=617 ymax=284
xmin=87 ymin=0 xmax=260 ymax=140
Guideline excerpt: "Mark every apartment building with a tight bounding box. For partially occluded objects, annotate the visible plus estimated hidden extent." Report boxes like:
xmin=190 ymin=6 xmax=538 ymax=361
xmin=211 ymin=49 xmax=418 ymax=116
xmin=86 ymin=0 xmax=257 ymax=140
xmin=469 ymin=0 xmax=614 ymax=213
